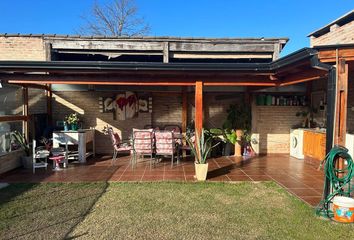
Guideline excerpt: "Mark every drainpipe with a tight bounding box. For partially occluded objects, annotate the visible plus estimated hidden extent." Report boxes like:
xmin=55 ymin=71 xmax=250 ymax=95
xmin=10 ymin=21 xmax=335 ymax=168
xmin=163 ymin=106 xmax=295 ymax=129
xmin=310 ymin=53 xmax=337 ymax=203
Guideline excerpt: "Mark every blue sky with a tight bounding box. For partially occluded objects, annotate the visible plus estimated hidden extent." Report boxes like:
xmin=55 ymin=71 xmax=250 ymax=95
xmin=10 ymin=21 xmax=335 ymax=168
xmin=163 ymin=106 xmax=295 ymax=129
xmin=0 ymin=0 xmax=353 ymax=56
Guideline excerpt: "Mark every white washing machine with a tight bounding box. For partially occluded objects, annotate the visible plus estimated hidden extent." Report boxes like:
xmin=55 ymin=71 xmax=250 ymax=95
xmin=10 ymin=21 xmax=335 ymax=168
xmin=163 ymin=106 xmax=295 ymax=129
xmin=290 ymin=129 xmax=304 ymax=159
xmin=346 ymin=133 xmax=354 ymax=159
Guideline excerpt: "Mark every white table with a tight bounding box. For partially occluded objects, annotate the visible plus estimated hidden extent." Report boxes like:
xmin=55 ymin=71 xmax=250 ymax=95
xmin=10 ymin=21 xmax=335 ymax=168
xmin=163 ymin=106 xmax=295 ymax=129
xmin=53 ymin=129 xmax=95 ymax=163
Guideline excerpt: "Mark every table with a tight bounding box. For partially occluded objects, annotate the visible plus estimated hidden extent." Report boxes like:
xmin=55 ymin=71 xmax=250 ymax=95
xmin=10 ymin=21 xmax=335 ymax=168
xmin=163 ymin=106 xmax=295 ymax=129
xmin=53 ymin=129 xmax=95 ymax=163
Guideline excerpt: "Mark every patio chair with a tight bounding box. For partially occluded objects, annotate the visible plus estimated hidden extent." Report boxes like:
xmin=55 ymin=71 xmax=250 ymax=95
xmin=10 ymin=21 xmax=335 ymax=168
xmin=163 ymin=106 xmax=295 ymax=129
xmin=164 ymin=125 xmax=181 ymax=133
xmin=132 ymin=129 xmax=155 ymax=169
xmin=164 ymin=125 xmax=182 ymax=146
xmin=107 ymin=127 xmax=132 ymax=165
xmin=155 ymin=130 xmax=180 ymax=168
xmin=50 ymin=146 xmax=69 ymax=171
xmin=32 ymin=140 xmax=50 ymax=174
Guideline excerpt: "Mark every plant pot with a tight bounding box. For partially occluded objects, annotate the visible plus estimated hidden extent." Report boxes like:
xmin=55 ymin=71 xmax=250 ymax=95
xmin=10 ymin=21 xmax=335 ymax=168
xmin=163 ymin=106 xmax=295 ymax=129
xmin=235 ymin=129 xmax=244 ymax=139
xmin=21 ymin=155 xmax=33 ymax=169
xmin=70 ymin=123 xmax=78 ymax=131
xmin=195 ymin=163 xmax=208 ymax=181
xmin=223 ymin=142 xmax=232 ymax=156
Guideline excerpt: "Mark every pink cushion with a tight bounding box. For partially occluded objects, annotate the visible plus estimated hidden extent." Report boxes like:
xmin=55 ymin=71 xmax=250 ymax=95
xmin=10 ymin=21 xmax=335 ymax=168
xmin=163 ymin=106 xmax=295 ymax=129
xmin=155 ymin=131 xmax=175 ymax=155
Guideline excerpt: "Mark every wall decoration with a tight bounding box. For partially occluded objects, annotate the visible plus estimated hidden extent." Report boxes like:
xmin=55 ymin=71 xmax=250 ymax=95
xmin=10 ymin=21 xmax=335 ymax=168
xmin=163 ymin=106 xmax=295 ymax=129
xmin=99 ymin=92 xmax=140 ymax=120
xmin=138 ymin=97 xmax=149 ymax=113
xmin=125 ymin=91 xmax=138 ymax=119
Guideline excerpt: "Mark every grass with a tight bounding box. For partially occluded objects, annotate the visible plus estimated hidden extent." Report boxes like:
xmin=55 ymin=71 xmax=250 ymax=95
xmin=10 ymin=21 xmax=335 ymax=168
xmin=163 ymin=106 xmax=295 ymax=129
xmin=1 ymin=182 xmax=354 ymax=239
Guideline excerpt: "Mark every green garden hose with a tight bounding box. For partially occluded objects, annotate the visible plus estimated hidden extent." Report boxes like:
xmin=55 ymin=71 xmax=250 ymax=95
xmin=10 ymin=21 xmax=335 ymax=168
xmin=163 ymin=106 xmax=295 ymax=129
xmin=316 ymin=146 xmax=354 ymax=219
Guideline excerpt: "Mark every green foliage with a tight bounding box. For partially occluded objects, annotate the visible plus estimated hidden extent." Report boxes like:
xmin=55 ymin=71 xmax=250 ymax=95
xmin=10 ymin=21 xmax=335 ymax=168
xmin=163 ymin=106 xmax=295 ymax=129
xmin=65 ymin=113 xmax=79 ymax=125
xmin=186 ymin=129 xmax=219 ymax=164
xmin=223 ymin=103 xmax=251 ymax=131
xmin=10 ymin=131 xmax=30 ymax=156
xmin=225 ymin=130 xmax=237 ymax=145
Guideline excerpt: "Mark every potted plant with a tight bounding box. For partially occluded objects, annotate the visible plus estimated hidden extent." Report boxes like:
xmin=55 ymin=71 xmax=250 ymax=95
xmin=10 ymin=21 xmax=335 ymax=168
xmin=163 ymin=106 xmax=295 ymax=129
xmin=65 ymin=113 xmax=79 ymax=131
xmin=186 ymin=129 xmax=219 ymax=181
xmin=11 ymin=131 xmax=32 ymax=168
xmin=222 ymin=104 xmax=251 ymax=156
xmin=296 ymin=107 xmax=318 ymax=128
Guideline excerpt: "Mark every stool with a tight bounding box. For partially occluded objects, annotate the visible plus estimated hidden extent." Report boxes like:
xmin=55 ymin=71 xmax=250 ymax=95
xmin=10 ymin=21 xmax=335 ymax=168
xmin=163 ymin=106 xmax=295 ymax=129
xmin=49 ymin=156 xmax=65 ymax=171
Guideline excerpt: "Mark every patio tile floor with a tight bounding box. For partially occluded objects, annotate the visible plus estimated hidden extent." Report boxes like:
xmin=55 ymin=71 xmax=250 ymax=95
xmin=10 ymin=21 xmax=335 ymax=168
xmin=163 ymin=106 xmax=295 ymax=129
xmin=0 ymin=154 xmax=325 ymax=206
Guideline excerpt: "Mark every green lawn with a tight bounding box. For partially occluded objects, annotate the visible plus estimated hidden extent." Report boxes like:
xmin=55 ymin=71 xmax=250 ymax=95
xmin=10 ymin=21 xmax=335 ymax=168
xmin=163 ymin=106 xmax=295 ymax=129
xmin=1 ymin=182 xmax=354 ymax=240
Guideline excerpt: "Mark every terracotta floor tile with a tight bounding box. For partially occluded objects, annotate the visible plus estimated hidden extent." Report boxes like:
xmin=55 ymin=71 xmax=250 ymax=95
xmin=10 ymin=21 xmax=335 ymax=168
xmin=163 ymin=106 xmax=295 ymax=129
xmin=227 ymin=171 xmax=247 ymax=176
xmin=207 ymin=175 xmax=231 ymax=181
xmin=118 ymin=175 xmax=143 ymax=181
xmin=287 ymin=188 xmax=322 ymax=197
xmin=141 ymin=175 xmax=164 ymax=181
xmin=227 ymin=175 xmax=252 ymax=181
xmin=300 ymin=196 xmax=322 ymax=206
xmin=163 ymin=175 xmax=185 ymax=181
xmin=275 ymin=180 xmax=309 ymax=189
xmin=248 ymin=175 xmax=272 ymax=181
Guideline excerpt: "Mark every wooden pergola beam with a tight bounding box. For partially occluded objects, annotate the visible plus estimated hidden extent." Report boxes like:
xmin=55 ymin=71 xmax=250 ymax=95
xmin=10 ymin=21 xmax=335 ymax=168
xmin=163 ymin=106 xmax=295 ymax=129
xmin=318 ymin=48 xmax=354 ymax=63
xmin=279 ymin=75 xmax=325 ymax=86
xmin=2 ymin=74 xmax=278 ymax=87
xmin=7 ymin=82 xmax=49 ymax=90
xmin=0 ymin=115 xmax=28 ymax=122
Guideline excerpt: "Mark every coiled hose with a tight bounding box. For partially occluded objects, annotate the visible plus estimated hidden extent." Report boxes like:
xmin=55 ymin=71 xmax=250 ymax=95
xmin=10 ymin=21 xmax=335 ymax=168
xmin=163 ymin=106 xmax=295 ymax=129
xmin=316 ymin=146 xmax=354 ymax=218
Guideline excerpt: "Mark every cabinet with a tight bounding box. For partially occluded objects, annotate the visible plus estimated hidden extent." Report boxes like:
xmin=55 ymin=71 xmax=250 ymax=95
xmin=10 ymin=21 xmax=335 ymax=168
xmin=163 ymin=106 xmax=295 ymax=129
xmin=53 ymin=129 xmax=95 ymax=163
xmin=303 ymin=130 xmax=326 ymax=160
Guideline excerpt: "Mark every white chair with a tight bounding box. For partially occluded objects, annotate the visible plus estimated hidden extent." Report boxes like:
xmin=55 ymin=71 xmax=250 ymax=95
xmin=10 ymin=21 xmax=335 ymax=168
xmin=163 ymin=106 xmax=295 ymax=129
xmin=32 ymin=140 xmax=49 ymax=174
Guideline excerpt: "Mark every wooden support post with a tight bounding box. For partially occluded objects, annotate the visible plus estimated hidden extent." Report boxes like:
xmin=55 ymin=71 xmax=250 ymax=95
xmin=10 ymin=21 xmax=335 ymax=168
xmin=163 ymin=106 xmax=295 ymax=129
xmin=334 ymin=59 xmax=348 ymax=146
xmin=332 ymin=59 xmax=348 ymax=178
xmin=22 ymin=87 xmax=29 ymax=141
xmin=46 ymin=84 xmax=52 ymax=125
xmin=163 ymin=42 xmax=169 ymax=63
xmin=182 ymin=89 xmax=188 ymax=157
xmin=195 ymin=81 xmax=203 ymax=136
xmin=182 ymin=89 xmax=188 ymax=134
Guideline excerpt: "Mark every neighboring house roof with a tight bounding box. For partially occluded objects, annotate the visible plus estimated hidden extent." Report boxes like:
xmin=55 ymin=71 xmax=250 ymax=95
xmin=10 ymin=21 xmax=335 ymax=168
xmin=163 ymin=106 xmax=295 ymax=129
xmin=0 ymin=33 xmax=288 ymax=43
xmin=308 ymin=10 xmax=354 ymax=37
xmin=0 ymin=33 xmax=288 ymax=62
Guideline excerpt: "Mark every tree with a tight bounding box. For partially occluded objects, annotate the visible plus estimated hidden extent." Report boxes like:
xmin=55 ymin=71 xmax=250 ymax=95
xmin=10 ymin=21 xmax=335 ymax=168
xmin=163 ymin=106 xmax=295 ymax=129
xmin=79 ymin=0 xmax=150 ymax=37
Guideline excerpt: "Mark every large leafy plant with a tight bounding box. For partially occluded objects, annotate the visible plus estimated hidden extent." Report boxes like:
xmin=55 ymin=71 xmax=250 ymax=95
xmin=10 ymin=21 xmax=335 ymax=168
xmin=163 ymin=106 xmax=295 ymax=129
xmin=223 ymin=104 xmax=251 ymax=131
xmin=186 ymin=129 xmax=219 ymax=164
xmin=11 ymin=131 xmax=30 ymax=156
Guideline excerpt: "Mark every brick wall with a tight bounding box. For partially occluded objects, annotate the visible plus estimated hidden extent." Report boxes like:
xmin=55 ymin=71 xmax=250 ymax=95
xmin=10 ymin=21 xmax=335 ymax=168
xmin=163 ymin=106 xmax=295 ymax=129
xmin=204 ymin=93 xmax=244 ymax=129
xmin=310 ymin=21 xmax=354 ymax=47
xmin=188 ymin=92 xmax=244 ymax=129
xmin=152 ymin=93 xmax=182 ymax=128
xmin=252 ymin=104 xmax=306 ymax=153
xmin=0 ymin=36 xmax=46 ymax=60
xmin=52 ymin=91 xmax=152 ymax=154
xmin=29 ymin=88 xmax=47 ymax=114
